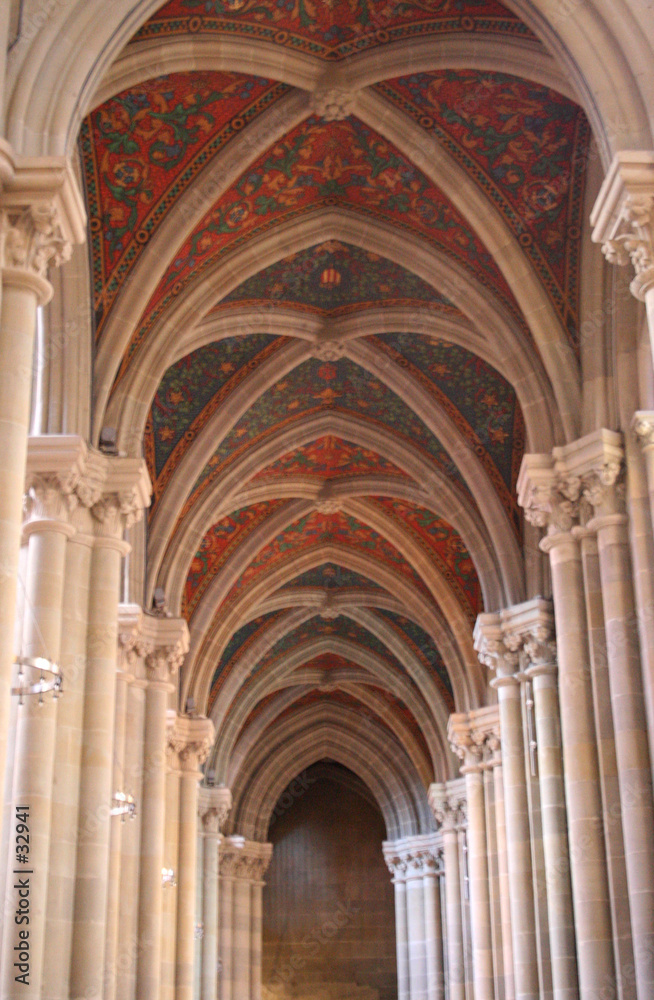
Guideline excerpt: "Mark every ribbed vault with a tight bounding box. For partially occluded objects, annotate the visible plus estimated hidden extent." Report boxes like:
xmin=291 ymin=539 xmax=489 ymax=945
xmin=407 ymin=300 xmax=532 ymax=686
xmin=67 ymin=0 xmax=607 ymax=827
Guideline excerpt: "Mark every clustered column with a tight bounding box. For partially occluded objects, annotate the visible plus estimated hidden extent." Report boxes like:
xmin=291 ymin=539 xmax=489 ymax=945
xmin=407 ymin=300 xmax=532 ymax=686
xmin=198 ymin=786 xmax=233 ymax=1000
xmin=428 ymin=783 xmax=467 ymax=1000
xmin=519 ymin=428 xmax=654 ymax=999
xmin=218 ymin=837 xmax=273 ymax=1000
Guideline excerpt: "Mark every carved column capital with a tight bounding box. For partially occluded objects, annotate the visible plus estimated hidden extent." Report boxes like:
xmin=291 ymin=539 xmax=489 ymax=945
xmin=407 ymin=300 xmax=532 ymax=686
xmin=219 ymin=836 xmax=272 ymax=882
xmin=117 ymin=605 xmax=189 ymax=689
xmin=428 ymin=781 xmax=467 ymax=831
xmin=198 ymin=785 xmax=232 ymax=835
xmin=168 ymin=714 xmax=215 ymax=774
xmin=552 ymin=429 xmax=624 ymax=515
xmin=473 ymin=614 xmax=519 ymax=680
xmin=448 ymin=706 xmax=502 ymax=773
xmin=0 ymin=156 xmax=86 ymax=301
xmin=591 ymin=152 xmax=654 ymax=301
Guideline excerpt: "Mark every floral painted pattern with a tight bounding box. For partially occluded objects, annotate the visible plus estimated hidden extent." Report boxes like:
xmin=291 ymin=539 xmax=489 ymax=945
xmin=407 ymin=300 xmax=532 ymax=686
xmin=207 ymin=609 xmax=288 ymax=709
xmin=182 ymin=357 xmax=469 ymax=521
xmin=280 ymin=562 xmax=385 ymax=591
xmin=369 ymin=331 xmax=524 ymax=532
xmin=373 ymin=607 xmax=454 ymax=706
xmin=117 ymin=116 xmax=520 ymax=383
xmin=370 ymin=497 xmax=482 ymax=618
xmin=138 ymin=0 xmax=533 ymax=62
xmin=80 ymin=71 xmax=290 ymax=334
xmin=147 ymin=333 xmax=286 ymax=492
xmin=377 ymin=70 xmax=590 ymax=347
xmin=252 ymin=435 xmax=412 ymax=483
xmin=184 ymin=500 xmax=287 ymax=618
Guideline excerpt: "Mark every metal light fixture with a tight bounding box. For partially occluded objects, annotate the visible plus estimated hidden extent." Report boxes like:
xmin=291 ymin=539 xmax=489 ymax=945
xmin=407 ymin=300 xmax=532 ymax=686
xmin=110 ymin=791 xmax=137 ymax=821
xmin=162 ymin=867 xmax=177 ymax=888
xmin=194 ymin=922 xmax=204 ymax=940
xmin=12 ymin=656 xmax=62 ymax=706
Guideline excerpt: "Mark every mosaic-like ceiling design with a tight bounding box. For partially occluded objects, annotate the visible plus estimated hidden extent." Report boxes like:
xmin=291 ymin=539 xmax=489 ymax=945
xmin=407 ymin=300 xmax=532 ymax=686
xmin=137 ymin=0 xmax=534 ymax=62
xmin=81 ymin=71 xmax=290 ymax=334
xmin=280 ymin=563 xmax=386 ymax=592
xmin=251 ymin=435 xmax=414 ymax=485
xmin=377 ymin=70 xmax=590 ymax=347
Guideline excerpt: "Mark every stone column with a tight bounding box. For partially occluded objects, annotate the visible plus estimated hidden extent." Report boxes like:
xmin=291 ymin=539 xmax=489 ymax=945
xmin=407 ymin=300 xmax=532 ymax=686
xmin=199 ymin=786 xmax=232 ymax=1000
xmin=629 ymin=414 xmax=654 ymax=776
xmin=520 ymin=607 xmax=578 ymax=1000
xmin=70 ymin=460 xmax=150 ymax=1000
xmin=170 ymin=716 xmax=215 ymax=1000
xmin=429 ymin=785 xmax=466 ymax=1000
xmin=104 ymin=630 xmax=135 ymax=1000
xmin=422 ymin=847 xmax=444 ymax=1000
xmin=1 ymin=467 xmax=73 ymax=1000
xmin=385 ymin=852 xmax=410 ymax=1000
xmin=249 ymin=850 xmax=272 ymax=1000
xmin=449 ymin=709 xmax=499 ymax=1000
xmin=405 ymin=852 xmax=428 ymax=1000
xmin=473 ymin=619 xmax=539 ymax=1000
xmin=134 ymin=617 xmax=189 ymax=1000
xmin=219 ymin=848 xmax=236 ymax=1000
xmin=562 ymin=430 xmax=654 ymax=999
xmin=162 ymin=734 xmax=180 ymax=1000
xmin=0 ymin=161 xmax=85 ymax=819
xmin=219 ymin=837 xmax=272 ymax=1000
xmin=493 ymin=751 xmax=515 ymax=1000
xmin=519 ymin=457 xmax=616 ymax=1000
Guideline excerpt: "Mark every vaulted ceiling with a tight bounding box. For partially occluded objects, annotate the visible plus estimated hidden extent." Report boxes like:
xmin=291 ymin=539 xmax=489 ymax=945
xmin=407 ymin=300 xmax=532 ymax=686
xmin=83 ymin=0 xmax=592 ymax=834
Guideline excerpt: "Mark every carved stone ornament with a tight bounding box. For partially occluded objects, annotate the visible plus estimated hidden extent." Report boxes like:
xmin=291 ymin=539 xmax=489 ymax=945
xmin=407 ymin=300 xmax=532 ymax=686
xmin=633 ymin=411 xmax=654 ymax=451
xmin=310 ymin=88 xmax=357 ymax=121
xmin=312 ymin=341 xmax=346 ymax=361
xmin=601 ymin=193 xmax=654 ymax=299
xmin=0 ymin=203 xmax=72 ymax=278
xmin=23 ymin=474 xmax=73 ymax=524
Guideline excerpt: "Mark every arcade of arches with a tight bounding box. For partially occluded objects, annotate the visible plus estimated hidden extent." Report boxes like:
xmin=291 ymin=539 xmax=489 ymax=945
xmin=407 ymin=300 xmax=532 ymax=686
xmin=1 ymin=1 xmax=654 ymax=998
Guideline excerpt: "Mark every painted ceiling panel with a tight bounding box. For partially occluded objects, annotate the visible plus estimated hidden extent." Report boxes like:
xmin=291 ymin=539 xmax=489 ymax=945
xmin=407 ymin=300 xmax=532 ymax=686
xmin=184 ymin=499 xmax=288 ymax=618
xmin=219 ymin=240 xmax=458 ymax=315
xmin=80 ymin=71 xmax=290 ymax=334
xmin=146 ymin=333 xmax=287 ymax=493
xmin=207 ymin=608 xmax=288 ymax=710
xmin=369 ymin=331 xmax=524 ymax=527
xmin=217 ymin=510 xmax=435 ymax=611
xmin=280 ymin=562 xmax=385 ymax=591
xmin=372 ymin=607 xmax=454 ymax=706
xmin=139 ymin=0 xmax=534 ymax=62
xmin=368 ymin=497 xmax=482 ymax=619
xmin=182 ymin=357 xmax=469 ymax=520
xmin=251 ymin=435 xmax=414 ymax=484
xmin=118 ymin=115 xmax=523 ymax=382
xmin=262 ymin=614 xmax=407 ymax=671
xmin=377 ymin=70 xmax=590 ymax=348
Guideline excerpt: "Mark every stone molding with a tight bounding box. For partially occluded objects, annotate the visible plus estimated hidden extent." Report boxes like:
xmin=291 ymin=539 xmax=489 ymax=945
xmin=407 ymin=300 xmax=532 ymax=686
xmin=448 ymin=705 xmax=501 ymax=772
xmin=0 ymin=155 xmax=86 ymax=296
xmin=198 ymin=785 xmax=233 ymax=834
xmin=168 ymin=714 xmax=215 ymax=772
xmin=219 ymin=835 xmax=273 ymax=881
xmin=117 ymin=604 xmax=189 ymax=687
xmin=590 ymin=151 xmax=654 ymax=302
xmin=428 ymin=778 xmax=467 ymax=832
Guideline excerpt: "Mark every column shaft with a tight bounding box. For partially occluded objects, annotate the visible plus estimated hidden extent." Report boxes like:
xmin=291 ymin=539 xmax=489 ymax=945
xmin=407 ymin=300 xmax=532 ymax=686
xmin=406 ymin=870 xmax=427 ymax=1000
xmin=464 ymin=767 xmax=494 ymax=1000
xmin=44 ymin=533 xmax=92 ymax=1000
xmin=494 ymin=763 xmax=515 ymax=1000
xmin=116 ymin=681 xmax=145 ymax=1000
xmin=529 ymin=669 xmax=578 ymax=1000
xmin=232 ymin=875 xmax=252 ymax=998
xmin=0 ymin=277 xmax=42 ymax=818
xmin=442 ymin=827 xmax=465 ymax=1000
xmin=136 ymin=683 xmax=169 ymax=998
xmin=219 ymin=875 xmax=234 ymax=1000
xmin=423 ymin=869 xmax=444 ymax=1000
xmin=494 ymin=680 xmax=539 ymax=1000
xmin=202 ymin=832 xmax=220 ymax=1000
xmin=176 ymin=766 xmax=200 ymax=1000
xmin=162 ymin=761 xmax=180 ymax=1000
xmin=251 ymin=880 xmax=264 ymax=1000
xmin=592 ymin=513 xmax=654 ymax=997
xmin=104 ymin=669 xmax=131 ymax=1000
xmin=2 ymin=516 xmax=69 ymax=1000
xmin=393 ymin=874 xmax=410 ymax=1000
